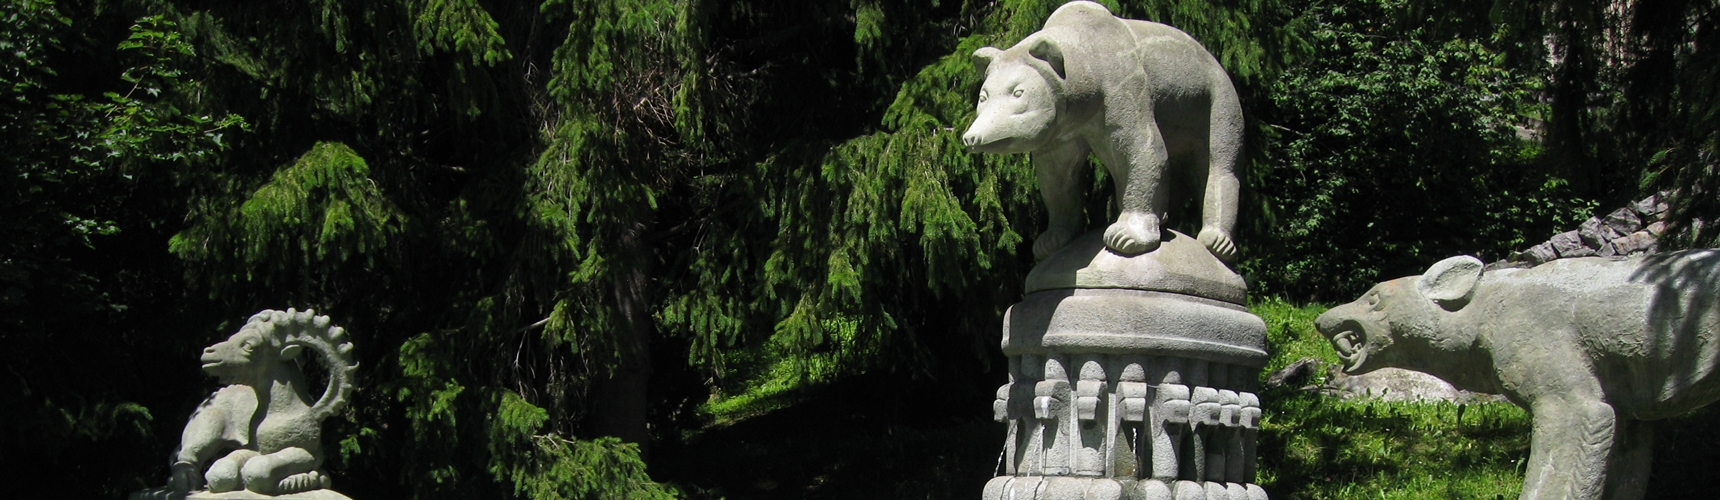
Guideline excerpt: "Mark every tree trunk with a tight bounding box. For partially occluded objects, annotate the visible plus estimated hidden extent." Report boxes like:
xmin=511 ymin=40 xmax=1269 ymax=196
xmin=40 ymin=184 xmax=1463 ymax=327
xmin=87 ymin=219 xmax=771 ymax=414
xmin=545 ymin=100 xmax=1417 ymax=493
xmin=591 ymin=213 xmax=654 ymax=454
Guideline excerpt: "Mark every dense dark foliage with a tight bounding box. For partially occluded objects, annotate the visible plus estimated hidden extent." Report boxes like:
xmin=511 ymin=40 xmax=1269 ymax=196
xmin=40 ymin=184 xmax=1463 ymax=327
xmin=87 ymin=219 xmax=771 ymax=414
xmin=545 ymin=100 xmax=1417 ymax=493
xmin=2 ymin=0 xmax=1713 ymax=498
xmin=1243 ymin=0 xmax=1596 ymax=300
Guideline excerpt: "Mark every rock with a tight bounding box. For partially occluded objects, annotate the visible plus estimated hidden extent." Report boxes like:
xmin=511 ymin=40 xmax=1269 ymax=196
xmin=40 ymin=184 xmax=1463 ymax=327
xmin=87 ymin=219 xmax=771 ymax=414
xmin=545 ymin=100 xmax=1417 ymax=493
xmin=1321 ymin=367 xmax=1504 ymax=403
xmin=1632 ymin=195 xmax=1668 ymax=217
xmin=1579 ymin=217 xmax=1622 ymax=249
xmin=1603 ymin=207 xmax=1643 ymax=235
xmin=1613 ymin=231 xmax=1658 ymax=256
xmin=1511 ymin=193 xmax=1668 ymax=267
xmin=1597 ymin=241 xmax=1618 ymax=257
xmin=1550 ymin=231 xmax=1594 ymax=258
xmin=1516 ymin=242 xmax=1558 ymax=265
xmin=1266 ymin=357 xmax=1322 ymax=388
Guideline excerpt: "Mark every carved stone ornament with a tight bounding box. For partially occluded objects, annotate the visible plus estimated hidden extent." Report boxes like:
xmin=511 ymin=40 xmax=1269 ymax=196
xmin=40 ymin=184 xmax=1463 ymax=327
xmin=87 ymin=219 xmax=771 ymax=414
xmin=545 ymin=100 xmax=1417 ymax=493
xmin=988 ymin=231 xmax=1269 ymax=500
xmin=1316 ymin=250 xmax=1720 ymax=500
xmin=133 ymin=309 xmax=358 ymax=500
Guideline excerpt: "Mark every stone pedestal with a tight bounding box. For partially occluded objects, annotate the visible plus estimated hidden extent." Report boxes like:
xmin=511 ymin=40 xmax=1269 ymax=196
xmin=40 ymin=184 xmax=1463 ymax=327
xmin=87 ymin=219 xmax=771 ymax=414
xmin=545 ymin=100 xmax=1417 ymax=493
xmin=984 ymin=230 xmax=1268 ymax=500
xmin=131 ymin=488 xmax=353 ymax=500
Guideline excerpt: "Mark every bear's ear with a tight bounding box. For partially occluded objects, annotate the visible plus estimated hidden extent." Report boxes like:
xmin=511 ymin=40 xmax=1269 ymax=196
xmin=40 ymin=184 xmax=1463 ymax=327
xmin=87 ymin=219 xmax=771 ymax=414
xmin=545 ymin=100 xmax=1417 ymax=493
xmin=1416 ymin=255 xmax=1484 ymax=311
xmin=1027 ymin=37 xmax=1066 ymax=80
xmin=972 ymin=47 xmax=1003 ymax=75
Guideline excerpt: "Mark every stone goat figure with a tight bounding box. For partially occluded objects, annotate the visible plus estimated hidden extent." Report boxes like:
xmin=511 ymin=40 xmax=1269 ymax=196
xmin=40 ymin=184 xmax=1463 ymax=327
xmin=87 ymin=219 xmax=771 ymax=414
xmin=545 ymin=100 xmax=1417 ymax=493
xmin=161 ymin=309 xmax=357 ymax=496
xmin=961 ymin=1 xmax=1244 ymax=262
xmin=1315 ymin=251 xmax=1720 ymax=500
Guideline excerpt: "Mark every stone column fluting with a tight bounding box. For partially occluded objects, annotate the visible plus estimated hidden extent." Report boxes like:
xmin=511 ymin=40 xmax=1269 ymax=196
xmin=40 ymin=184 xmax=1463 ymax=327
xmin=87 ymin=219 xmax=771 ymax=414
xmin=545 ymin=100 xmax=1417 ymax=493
xmin=983 ymin=230 xmax=1269 ymax=500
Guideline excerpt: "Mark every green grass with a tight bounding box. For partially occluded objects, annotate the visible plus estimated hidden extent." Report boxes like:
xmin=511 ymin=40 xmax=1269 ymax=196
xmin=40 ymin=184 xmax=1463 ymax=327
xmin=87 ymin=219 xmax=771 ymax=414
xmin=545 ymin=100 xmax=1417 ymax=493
xmin=698 ymin=356 xmax=827 ymax=427
xmin=1254 ymin=297 xmax=1344 ymax=378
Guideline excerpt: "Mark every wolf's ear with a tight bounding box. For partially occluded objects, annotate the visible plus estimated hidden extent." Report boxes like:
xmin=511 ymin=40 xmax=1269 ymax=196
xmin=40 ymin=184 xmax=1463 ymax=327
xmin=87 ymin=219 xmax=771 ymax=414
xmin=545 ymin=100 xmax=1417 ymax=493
xmin=972 ymin=47 xmax=1004 ymax=75
xmin=281 ymin=344 xmax=304 ymax=359
xmin=1416 ymin=255 xmax=1483 ymax=311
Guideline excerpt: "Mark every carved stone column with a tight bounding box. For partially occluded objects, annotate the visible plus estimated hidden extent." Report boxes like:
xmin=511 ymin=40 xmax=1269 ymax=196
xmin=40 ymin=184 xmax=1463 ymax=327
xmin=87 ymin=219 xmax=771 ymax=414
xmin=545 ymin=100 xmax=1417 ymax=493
xmin=983 ymin=231 xmax=1269 ymax=500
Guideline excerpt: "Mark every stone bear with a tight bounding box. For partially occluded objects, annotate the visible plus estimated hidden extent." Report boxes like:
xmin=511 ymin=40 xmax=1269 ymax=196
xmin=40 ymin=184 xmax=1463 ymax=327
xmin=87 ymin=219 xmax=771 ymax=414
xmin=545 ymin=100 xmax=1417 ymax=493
xmin=1315 ymin=251 xmax=1720 ymax=500
xmin=962 ymin=1 xmax=1243 ymax=262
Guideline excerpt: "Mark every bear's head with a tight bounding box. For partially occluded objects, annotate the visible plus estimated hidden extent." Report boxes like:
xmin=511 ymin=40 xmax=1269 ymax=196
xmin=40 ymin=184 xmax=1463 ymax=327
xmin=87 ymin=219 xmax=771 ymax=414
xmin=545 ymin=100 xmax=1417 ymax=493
xmin=962 ymin=35 xmax=1066 ymax=154
xmin=1314 ymin=255 xmax=1484 ymax=375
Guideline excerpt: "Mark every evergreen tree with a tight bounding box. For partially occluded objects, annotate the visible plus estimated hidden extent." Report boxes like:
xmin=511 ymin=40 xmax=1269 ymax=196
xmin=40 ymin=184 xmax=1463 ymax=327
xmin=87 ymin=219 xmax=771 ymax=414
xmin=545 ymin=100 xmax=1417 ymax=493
xmin=1418 ymin=0 xmax=1720 ymax=246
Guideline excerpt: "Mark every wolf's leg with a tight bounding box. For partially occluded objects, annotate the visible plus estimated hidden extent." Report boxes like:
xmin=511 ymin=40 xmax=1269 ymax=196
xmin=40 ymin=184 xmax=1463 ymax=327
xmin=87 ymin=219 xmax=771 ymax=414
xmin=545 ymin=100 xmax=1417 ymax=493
xmin=1522 ymin=397 xmax=1614 ymax=500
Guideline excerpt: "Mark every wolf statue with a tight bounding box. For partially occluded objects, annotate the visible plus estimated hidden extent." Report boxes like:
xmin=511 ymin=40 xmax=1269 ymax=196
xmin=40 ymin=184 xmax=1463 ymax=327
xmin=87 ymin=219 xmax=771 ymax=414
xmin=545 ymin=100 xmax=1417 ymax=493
xmin=1316 ymin=251 xmax=1720 ymax=500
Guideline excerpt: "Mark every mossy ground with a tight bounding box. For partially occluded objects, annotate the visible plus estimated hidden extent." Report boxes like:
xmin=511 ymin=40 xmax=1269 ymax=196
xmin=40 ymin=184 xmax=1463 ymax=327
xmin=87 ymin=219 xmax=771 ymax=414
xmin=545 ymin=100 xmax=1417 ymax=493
xmin=654 ymin=297 xmax=1719 ymax=499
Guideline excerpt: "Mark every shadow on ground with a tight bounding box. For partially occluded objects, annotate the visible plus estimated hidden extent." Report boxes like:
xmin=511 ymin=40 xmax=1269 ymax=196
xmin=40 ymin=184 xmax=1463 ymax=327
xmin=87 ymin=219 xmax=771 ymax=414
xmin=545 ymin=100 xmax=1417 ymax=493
xmin=652 ymin=372 xmax=1004 ymax=500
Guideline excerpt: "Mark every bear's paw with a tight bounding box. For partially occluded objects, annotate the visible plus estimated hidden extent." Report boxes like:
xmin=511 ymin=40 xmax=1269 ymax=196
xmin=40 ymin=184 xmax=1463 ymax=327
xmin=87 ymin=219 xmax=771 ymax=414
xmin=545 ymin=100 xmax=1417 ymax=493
xmin=1103 ymin=213 xmax=1162 ymax=256
xmin=1198 ymin=227 xmax=1238 ymax=263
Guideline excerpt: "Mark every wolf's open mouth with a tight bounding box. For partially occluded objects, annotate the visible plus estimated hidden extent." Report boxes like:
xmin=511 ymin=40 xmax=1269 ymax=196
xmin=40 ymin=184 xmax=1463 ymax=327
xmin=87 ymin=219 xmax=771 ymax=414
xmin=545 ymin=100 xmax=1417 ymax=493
xmin=1330 ymin=330 xmax=1367 ymax=372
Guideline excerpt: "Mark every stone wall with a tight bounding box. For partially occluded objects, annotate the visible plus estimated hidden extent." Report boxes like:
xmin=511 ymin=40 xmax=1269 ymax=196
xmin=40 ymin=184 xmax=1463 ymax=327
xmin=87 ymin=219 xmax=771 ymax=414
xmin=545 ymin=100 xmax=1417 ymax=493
xmin=1511 ymin=194 xmax=1668 ymax=265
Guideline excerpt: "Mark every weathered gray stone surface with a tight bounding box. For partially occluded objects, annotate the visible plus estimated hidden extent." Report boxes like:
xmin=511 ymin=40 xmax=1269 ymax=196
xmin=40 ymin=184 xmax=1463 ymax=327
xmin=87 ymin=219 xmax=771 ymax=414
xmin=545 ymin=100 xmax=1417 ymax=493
xmin=962 ymin=1 xmax=1243 ymax=262
xmin=1550 ymin=230 xmax=1593 ymax=258
xmin=1009 ymin=229 xmax=1263 ymax=366
xmin=1315 ymin=251 xmax=1720 ymax=500
xmin=1323 ymin=367 xmax=1507 ymax=403
xmin=1602 ymin=207 xmax=1642 ymax=236
xmin=1266 ymin=357 xmax=1505 ymax=403
xmin=1002 ymin=289 xmax=1267 ymax=365
xmin=1025 ymin=229 xmax=1247 ymax=303
xmin=133 ymin=309 xmax=357 ymax=500
xmin=989 ymin=174 xmax=1264 ymax=500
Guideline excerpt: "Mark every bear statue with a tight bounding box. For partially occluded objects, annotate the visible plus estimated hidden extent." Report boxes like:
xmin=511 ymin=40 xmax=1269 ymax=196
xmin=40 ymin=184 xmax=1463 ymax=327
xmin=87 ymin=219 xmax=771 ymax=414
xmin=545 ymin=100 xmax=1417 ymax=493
xmin=962 ymin=1 xmax=1243 ymax=262
xmin=1315 ymin=250 xmax=1720 ymax=500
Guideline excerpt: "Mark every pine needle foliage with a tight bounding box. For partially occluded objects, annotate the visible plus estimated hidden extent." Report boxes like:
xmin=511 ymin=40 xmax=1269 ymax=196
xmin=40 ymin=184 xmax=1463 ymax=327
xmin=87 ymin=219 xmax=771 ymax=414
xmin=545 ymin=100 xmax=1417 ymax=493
xmin=490 ymin=392 xmax=676 ymax=500
xmin=170 ymin=142 xmax=406 ymax=289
